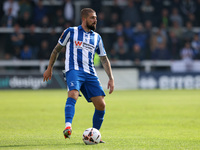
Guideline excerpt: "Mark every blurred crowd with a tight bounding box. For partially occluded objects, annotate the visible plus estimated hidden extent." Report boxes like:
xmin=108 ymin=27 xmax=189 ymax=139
xmin=0 ymin=0 xmax=200 ymax=64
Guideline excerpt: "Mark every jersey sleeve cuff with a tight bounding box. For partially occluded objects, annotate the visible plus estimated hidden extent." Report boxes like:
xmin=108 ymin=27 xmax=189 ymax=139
xmin=98 ymin=53 xmax=107 ymax=57
xmin=58 ymin=40 xmax=65 ymax=46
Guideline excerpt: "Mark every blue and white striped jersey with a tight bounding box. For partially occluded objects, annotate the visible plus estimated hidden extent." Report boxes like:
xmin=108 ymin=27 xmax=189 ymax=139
xmin=58 ymin=25 xmax=106 ymax=76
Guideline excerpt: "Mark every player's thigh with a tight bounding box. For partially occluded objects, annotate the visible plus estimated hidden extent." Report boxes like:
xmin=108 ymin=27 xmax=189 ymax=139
xmin=91 ymin=96 xmax=106 ymax=111
xmin=65 ymin=70 xmax=85 ymax=99
xmin=81 ymin=74 xmax=105 ymax=102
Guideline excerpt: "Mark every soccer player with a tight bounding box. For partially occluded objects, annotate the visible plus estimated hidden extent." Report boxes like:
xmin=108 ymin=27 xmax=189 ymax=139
xmin=43 ymin=8 xmax=114 ymax=143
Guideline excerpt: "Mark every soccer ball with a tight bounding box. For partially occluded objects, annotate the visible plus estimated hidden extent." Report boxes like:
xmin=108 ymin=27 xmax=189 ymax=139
xmin=82 ymin=128 xmax=101 ymax=145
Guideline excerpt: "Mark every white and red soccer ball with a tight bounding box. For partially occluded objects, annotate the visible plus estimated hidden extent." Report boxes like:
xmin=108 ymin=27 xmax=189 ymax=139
xmin=82 ymin=128 xmax=101 ymax=145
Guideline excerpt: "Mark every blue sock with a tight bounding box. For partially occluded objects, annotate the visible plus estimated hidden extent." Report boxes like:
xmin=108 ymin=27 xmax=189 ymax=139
xmin=93 ymin=109 xmax=105 ymax=130
xmin=65 ymin=97 xmax=76 ymax=124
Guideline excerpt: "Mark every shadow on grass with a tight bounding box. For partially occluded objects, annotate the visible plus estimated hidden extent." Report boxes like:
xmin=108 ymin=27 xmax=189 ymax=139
xmin=0 ymin=142 xmax=84 ymax=148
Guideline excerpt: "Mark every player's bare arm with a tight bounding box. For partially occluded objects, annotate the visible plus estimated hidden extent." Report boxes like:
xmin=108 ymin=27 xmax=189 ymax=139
xmin=100 ymin=56 xmax=114 ymax=94
xmin=43 ymin=43 xmax=64 ymax=82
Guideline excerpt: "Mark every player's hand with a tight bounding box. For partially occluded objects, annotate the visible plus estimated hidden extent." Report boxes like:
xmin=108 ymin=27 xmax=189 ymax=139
xmin=43 ymin=68 xmax=52 ymax=82
xmin=107 ymin=79 xmax=114 ymax=94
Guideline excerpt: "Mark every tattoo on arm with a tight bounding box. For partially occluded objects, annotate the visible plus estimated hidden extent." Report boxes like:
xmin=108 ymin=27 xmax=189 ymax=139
xmin=49 ymin=43 xmax=63 ymax=68
xmin=100 ymin=56 xmax=114 ymax=80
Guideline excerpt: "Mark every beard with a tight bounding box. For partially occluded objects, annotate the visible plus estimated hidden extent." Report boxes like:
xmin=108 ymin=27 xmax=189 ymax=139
xmin=86 ymin=21 xmax=96 ymax=31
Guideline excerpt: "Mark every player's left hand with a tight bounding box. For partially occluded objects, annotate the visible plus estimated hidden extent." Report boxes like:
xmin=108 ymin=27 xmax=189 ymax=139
xmin=107 ymin=79 xmax=114 ymax=94
xmin=43 ymin=68 xmax=52 ymax=82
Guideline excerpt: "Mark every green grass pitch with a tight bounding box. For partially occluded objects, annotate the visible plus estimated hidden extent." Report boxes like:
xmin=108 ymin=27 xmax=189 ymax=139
xmin=0 ymin=90 xmax=200 ymax=150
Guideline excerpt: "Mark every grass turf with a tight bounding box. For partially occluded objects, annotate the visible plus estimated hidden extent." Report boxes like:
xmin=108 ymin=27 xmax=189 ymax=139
xmin=0 ymin=90 xmax=199 ymax=150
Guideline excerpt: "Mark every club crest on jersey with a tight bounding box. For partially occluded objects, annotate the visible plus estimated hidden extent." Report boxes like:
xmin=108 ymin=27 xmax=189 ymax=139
xmin=75 ymin=41 xmax=83 ymax=48
xmin=69 ymin=81 xmax=75 ymax=87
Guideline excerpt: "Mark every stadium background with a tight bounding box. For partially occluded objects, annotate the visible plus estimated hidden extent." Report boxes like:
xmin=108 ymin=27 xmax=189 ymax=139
xmin=0 ymin=0 xmax=200 ymax=90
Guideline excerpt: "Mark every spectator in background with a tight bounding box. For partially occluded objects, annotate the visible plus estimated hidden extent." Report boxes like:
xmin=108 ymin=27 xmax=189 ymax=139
xmin=157 ymin=8 xmax=169 ymax=28
xmin=150 ymin=28 xmax=167 ymax=51
xmin=108 ymin=12 xmax=120 ymax=28
xmin=123 ymin=20 xmax=134 ymax=48
xmin=33 ymin=0 xmax=47 ymax=25
xmin=48 ymin=28 xmax=60 ymax=51
xmin=167 ymin=31 xmax=181 ymax=60
xmin=20 ymin=44 xmax=32 ymax=60
xmin=112 ymin=36 xmax=129 ymax=60
xmin=151 ymin=43 xmax=170 ymax=60
xmin=3 ymin=0 xmax=19 ymax=18
xmin=159 ymin=22 xmax=167 ymax=38
xmin=129 ymin=44 xmax=143 ymax=65
xmin=180 ymin=0 xmax=196 ymax=23
xmin=111 ymin=0 xmax=123 ymax=22
xmin=170 ymin=7 xmax=183 ymax=26
xmin=122 ymin=0 xmax=140 ymax=26
xmin=18 ymin=11 xmax=32 ymax=28
xmin=118 ymin=47 xmax=129 ymax=60
xmin=96 ymin=11 xmax=106 ymax=30
xmin=144 ymin=20 xmax=153 ymax=37
xmin=25 ymin=24 xmax=40 ymax=59
xmin=11 ymin=23 xmax=24 ymax=49
xmin=132 ymin=22 xmax=148 ymax=51
xmin=182 ymin=21 xmax=195 ymax=42
xmin=191 ymin=34 xmax=200 ymax=59
xmin=1 ymin=7 xmax=16 ymax=27
xmin=186 ymin=13 xmax=198 ymax=27
xmin=37 ymin=40 xmax=50 ymax=60
xmin=180 ymin=41 xmax=194 ymax=60
xmin=52 ymin=8 xmax=65 ymax=27
xmin=111 ymin=23 xmax=125 ymax=43
xmin=169 ymin=21 xmax=183 ymax=39
xmin=64 ymin=0 xmax=74 ymax=25
xmin=18 ymin=0 xmax=32 ymax=19
xmin=180 ymin=41 xmax=194 ymax=71
xmin=140 ymin=0 xmax=155 ymax=25
xmin=38 ymin=15 xmax=50 ymax=28
xmin=109 ymin=48 xmax=119 ymax=61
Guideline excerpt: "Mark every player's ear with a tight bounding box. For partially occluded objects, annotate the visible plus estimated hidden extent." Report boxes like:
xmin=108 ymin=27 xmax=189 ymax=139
xmin=82 ymin=17 xmax=86 ymax=22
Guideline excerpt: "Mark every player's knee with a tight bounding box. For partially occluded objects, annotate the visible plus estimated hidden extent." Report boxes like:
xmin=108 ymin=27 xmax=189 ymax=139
xmin=98 ymin=101 xmax=106 ymax=111
xmin=68 ymin=90 xmax=79 ymax=100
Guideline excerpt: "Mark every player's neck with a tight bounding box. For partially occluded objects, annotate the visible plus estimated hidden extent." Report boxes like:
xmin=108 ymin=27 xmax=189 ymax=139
xmin=81 ymin=24 xmax=91 ymax=33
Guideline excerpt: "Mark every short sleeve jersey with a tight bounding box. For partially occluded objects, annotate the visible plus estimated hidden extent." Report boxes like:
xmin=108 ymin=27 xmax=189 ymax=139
xmin=58 ymin=25 xmax=106 ymax=76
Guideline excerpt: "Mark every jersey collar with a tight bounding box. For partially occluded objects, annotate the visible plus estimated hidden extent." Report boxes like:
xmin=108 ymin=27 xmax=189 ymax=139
xmin=78 ymin=25 xmax=94 ymax=33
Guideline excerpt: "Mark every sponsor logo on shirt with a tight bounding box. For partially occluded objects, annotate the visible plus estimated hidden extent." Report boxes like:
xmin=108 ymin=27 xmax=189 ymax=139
xmin=75 ymin=41 xmax=95 ymax=53
xmin=75 ymin=41 xmax=83 ymax=47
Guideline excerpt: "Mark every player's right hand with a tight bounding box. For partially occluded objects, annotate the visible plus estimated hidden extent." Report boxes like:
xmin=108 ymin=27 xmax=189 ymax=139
xmin=43 ymin=68 xmax=52 ymax=82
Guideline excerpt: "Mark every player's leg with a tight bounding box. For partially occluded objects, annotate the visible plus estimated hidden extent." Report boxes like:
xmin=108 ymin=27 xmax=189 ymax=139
xmin=80 ymin=73 xmax=106 ymax=143
xmin=65 ymin=90 xmax=79 ymax=127
xmin=91 ymin=96 xmax=106 ymax=130
xmin=63 ymin=90 xmax=79 ymax=139
xmin=80 ymin=73 xmax=106 ymax=130
xmin=91 ymin=96 xmax=106 ymax=143
xmin=63 ymin=70 xmax=85 ymax=139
